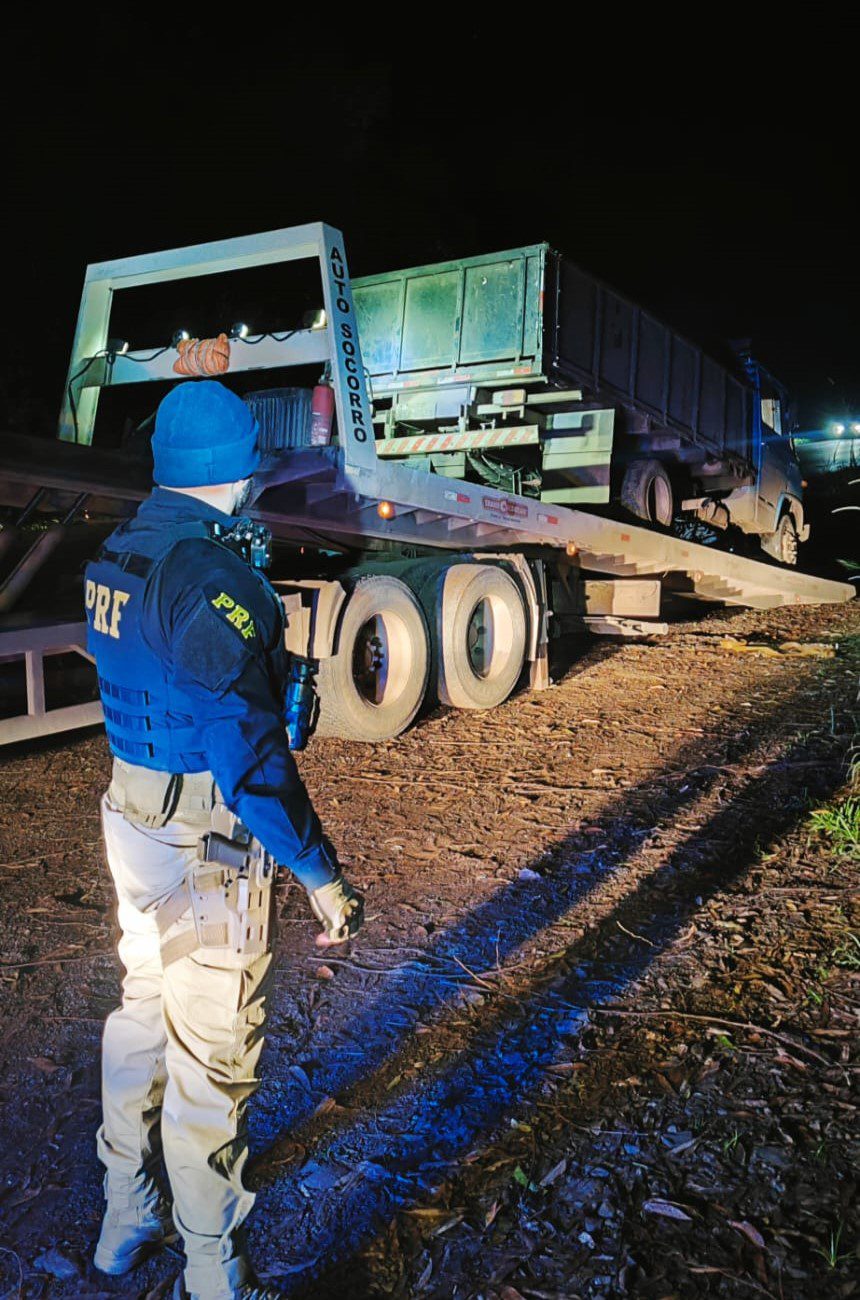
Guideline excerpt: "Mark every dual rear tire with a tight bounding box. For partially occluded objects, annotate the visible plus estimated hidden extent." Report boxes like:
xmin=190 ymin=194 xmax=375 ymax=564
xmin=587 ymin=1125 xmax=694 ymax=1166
xmin=425 ymin=563 xmax=528 ymax=710
xmin=315 ymin=564 xmax=528 ymax=741
xmin=315 ymin=575 xmax=429 ymax=742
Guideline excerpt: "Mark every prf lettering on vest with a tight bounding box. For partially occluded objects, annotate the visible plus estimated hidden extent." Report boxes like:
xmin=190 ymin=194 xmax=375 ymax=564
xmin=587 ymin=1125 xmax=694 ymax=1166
xmin=85 ymin=580 xmax=130 ymax=639
xmin=211 ymin=591 xmax=256 ymax=640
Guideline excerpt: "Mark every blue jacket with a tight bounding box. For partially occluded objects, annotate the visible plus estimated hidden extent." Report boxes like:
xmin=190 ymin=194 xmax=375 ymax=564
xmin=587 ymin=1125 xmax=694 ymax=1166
xmin=85 ymin=487 xmax=337 ymax=891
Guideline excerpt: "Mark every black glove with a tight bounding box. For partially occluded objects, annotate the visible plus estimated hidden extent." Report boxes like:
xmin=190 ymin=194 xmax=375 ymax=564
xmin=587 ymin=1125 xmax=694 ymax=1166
xmin=308 ymin=873 xmax=364 ymax=943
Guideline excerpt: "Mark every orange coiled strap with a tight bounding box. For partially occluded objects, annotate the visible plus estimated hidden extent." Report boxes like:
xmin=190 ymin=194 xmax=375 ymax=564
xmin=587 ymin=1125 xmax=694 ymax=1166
xmin=173 ymin=333 xmax=231 ymax=377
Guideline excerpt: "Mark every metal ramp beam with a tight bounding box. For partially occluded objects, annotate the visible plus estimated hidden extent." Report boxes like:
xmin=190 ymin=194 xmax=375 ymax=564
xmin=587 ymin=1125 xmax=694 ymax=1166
xmin=0 ymin=620 xmax=101 ymax=744
xmin=257 ymin=454 xmax=853 ymax=609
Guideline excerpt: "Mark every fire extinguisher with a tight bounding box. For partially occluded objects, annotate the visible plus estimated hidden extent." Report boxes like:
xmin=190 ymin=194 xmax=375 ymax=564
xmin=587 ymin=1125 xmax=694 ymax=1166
xmin=309 ymin=367 xmax=334 ymax=446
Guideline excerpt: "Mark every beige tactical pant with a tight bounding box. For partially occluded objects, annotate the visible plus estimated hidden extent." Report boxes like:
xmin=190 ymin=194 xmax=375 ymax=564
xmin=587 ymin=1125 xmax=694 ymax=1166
xmin=97 ymin=786 xmax=273 ymax=1297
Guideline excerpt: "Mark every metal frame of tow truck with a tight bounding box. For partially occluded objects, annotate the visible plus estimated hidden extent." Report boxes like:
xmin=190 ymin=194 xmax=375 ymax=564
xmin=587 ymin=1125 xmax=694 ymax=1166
xmin=0 ymin=621 xmax=100 ymax=744
xmin=60 ymin=222 xmax=378 ymax=474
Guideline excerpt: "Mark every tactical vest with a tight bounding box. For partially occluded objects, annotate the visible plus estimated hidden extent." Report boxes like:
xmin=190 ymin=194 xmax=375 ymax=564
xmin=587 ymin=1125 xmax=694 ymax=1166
xmin=85 ymin=516 xmax=214 ymax=772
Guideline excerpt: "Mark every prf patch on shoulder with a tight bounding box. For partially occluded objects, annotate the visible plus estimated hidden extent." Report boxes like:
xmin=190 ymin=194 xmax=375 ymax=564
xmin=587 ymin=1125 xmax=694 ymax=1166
xmin=211 ymin=591 xmax=256 ymax=640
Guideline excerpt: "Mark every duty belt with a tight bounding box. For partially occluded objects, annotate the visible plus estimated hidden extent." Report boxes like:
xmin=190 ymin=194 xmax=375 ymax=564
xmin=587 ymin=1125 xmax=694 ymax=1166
xmin=109 ymin=757 xmax=221 ymax=828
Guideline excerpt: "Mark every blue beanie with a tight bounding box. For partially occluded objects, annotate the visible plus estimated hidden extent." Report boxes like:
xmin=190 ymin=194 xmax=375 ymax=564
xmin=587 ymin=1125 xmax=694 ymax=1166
xmin=152 ymin=381 xmax=260 ymax=487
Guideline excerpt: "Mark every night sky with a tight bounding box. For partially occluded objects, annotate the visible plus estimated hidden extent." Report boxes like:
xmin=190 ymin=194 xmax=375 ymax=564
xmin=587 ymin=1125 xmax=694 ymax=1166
xmin=5 ymin=23 xmax=858 ymax=436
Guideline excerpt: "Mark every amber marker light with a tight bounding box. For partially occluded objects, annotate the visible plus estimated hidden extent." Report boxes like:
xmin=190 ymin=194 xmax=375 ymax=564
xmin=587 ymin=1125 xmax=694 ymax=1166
xmin=566 ymin=542 xmax=578 ymax=557
xmin=377 ymin=500 xmax=395 ymax=520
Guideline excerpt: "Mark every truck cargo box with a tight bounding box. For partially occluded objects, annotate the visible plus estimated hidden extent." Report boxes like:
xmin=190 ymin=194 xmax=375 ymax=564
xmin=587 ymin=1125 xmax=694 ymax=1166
xmin=353 ymin=244 xmax=754 ymax=467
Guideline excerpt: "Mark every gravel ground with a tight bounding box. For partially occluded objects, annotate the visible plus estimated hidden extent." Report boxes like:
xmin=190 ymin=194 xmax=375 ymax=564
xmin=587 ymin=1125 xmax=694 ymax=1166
xmin=0 ymin=599 xmax=858 ymax=1299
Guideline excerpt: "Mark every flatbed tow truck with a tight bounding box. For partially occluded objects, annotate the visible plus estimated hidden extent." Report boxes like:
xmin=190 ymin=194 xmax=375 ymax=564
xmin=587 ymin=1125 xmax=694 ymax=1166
xmin=0 ymin=224 xmax=853 ymax=747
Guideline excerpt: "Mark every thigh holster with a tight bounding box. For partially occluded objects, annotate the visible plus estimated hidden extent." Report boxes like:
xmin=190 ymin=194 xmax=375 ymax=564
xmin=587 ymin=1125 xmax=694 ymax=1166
xmin=157 ymin=831 xmax=276 ymax=968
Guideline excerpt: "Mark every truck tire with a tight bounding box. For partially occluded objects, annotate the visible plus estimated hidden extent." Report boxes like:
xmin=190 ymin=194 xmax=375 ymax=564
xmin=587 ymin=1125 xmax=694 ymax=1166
xmin=620 ymin=458 xmax=674 ymax=527
xmin=435 ymin=564 xmax=528 ymax=710
xmin=315 ymin=575 xmax=430 ymax=741
xmin=761 ymin=513 xmax=799 ymax=566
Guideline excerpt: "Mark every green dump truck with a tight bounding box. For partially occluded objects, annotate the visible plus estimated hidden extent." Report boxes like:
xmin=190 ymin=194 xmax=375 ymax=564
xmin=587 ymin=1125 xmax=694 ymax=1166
xmin=354 ymin=244 xmax=807 ymax=565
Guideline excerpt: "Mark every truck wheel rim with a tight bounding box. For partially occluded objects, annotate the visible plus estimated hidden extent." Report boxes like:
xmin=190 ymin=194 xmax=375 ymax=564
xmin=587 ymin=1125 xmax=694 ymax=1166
xmin=352 ymin=612 xmax=411 ymax=706
xmin=465 ymin=595 xmax=515 ymax=681
xmin=648 ymin=473 xmax=673 ymax=526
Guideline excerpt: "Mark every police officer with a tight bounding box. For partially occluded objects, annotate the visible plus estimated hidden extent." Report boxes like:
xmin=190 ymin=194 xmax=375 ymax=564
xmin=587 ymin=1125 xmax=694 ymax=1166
xmin=85 ymin=380 xmax=363 ymax=1300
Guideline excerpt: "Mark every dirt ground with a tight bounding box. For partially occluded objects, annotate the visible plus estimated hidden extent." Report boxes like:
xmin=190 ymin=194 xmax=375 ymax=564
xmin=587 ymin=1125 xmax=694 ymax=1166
xmin=0 ymin=600 xmax=858 ymax=1299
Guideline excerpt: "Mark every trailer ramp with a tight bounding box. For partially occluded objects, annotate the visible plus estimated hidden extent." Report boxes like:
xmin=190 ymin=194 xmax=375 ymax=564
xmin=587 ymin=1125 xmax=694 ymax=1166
xmin=255 ymin=450 xmax=854 ymax=610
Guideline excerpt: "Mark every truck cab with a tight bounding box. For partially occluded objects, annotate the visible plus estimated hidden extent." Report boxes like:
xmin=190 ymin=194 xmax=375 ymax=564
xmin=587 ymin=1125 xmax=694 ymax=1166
xmin=702 ymin=363 xmax=808 ymax=565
